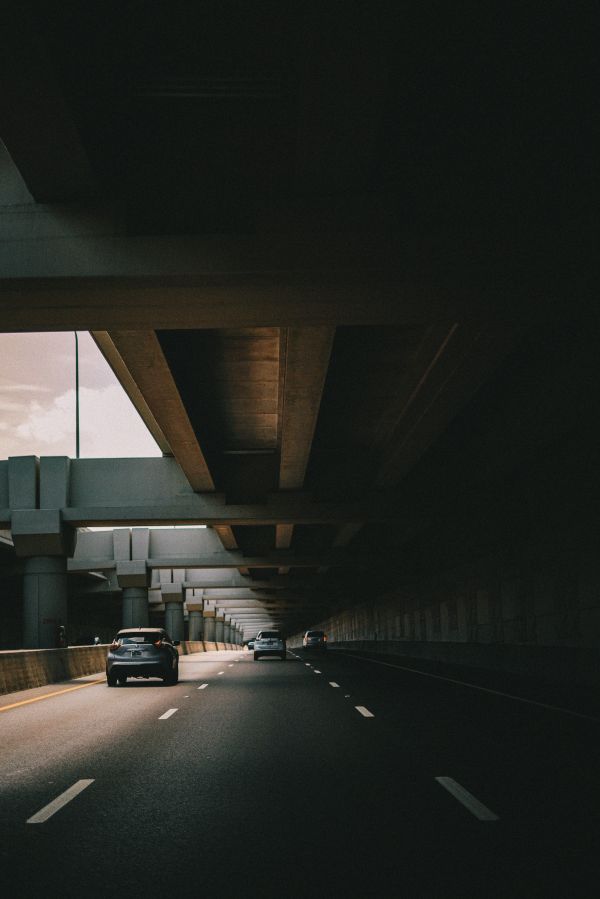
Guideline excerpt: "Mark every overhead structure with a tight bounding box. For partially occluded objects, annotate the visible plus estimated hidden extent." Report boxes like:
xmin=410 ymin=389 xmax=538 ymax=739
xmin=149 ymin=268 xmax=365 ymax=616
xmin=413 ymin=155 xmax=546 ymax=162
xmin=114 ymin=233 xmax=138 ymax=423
xmin=0 ymin=2 xmax=588 ymax=645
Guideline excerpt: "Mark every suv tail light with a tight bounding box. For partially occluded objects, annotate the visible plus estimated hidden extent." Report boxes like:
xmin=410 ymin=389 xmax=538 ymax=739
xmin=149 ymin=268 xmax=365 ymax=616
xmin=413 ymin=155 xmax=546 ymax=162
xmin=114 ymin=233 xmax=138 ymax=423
xmin=323 ymin=634 xmax=327 ymax=642
xmin=153 ymin=639 xmax=163 ymax=648
xmin=110 ymin=640 xmax=120 ymax=650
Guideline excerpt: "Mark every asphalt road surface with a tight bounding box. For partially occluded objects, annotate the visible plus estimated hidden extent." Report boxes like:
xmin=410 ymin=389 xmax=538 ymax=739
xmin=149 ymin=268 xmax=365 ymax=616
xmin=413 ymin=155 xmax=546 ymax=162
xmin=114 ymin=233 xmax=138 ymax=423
xmin=1 ymin=648 xmax=598 ymax=898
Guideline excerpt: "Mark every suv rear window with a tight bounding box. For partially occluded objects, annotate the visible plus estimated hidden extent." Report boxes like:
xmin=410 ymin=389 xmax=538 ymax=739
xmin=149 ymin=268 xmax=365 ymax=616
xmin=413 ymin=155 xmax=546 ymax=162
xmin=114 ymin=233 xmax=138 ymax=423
xmin=258 ymin=631 xmax=280 ymax=639
xmin=117 ymin=632 xmax=168 ymax=644
xmin=306 ymin=631 xmax=324 ymax=638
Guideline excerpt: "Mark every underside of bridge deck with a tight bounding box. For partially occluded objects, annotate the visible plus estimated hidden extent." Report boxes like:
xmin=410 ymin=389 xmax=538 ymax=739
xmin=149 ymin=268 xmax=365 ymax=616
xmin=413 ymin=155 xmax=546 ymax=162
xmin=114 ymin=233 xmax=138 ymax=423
xmin=1 ymin=3 xmax=596 ymax=667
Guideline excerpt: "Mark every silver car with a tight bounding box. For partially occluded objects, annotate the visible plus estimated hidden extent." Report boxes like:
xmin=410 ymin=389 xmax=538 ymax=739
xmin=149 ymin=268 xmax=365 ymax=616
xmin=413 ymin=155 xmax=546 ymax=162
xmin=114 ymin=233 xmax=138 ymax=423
xmin=253 ymin=630 xmax=286 ymax=661
xmin=106 ymin=627 xmax=180 ymax=686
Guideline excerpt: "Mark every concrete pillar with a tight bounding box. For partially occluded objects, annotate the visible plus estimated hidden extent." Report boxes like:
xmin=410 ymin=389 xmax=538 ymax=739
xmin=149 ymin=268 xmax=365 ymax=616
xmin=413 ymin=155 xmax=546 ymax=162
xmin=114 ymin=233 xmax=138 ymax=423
xmin=223 ymin=619 xmax=231 ymax=644
xmin=122 ymin=587 xmax=149 ymax=628
xmin=215 ymin=613 xmax=225 ymax=644
xmin=10 ymin=469 xmax=74 ymax=648
xmin=203 ymin=608 xmax=216 ymax=642
xmin=162 ymin=583 xmax=185 ymax=642
xmin=187 ymin=603 xmax=203 ymax=641
xmin=165 ymin=602 xmax=184 ymax=642
xmin=23 ymin=556 xmax=68 ymax=648
xmin=117 ymin=561 xmax=150 ymax=628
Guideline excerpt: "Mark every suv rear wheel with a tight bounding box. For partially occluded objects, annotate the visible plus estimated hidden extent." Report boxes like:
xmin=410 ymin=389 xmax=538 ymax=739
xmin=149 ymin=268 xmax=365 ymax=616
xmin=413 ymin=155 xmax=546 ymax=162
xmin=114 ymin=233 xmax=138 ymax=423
xmin=163 ymin=660 xmax=179 ymax=685
xmin=254 ymin=652 xmax=260 ymax=661
xmin=107 ymin=670 xmax=118 ymax=687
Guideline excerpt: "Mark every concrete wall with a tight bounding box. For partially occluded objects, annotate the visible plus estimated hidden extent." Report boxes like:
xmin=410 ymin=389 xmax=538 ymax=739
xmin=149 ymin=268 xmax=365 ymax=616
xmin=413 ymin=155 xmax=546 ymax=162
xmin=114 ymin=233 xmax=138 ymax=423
xmin=290 ymin=325 xmax=600 ymax=688
xmin=0 ymin=645 xmax=108 ymax=695
xmin=0 ymin=641 xmax=241 ymax=695
xmin=290 ymin=542 xmax=600 ymax=687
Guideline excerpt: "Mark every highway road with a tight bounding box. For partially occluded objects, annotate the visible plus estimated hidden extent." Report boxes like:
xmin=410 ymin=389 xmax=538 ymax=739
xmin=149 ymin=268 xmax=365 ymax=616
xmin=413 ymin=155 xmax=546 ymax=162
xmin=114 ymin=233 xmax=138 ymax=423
xmin=1 ymin=649 xmax=598 ymax=898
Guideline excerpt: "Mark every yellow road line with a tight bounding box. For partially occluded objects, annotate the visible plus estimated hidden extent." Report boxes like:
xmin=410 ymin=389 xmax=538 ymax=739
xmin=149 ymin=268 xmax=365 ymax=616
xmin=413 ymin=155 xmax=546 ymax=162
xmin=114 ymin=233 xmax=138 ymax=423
xmin=0 ymin=679 xmax=105 ymax=713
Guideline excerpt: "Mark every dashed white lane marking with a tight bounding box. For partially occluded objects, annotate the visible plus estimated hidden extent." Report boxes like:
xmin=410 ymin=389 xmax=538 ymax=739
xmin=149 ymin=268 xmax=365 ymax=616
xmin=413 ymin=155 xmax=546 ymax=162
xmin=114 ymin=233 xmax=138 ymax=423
xmin=228 ymin=664 xmax=234 ymax=667
xmin=355 ymin=706 xmax=374 ymax=718
xmin=184 ymin=695 xmax=190 ymax=698
xmin=27 ymin=779 xmax=94 ymax=824
xmin=159 ymin=708 xmax=178 ymax=720
xmin=339 ymin=653 xmax=600 ymax=723
xmin=314 ymin=669 xmax=322 ymax=674
xmin=198 ymin=684 xmax=208 ymax=690
xmin=218 ymin=671 xmax=224 ymax=675
xmin=329 ymin=682 xmax=340 ymax=688
xmin=305 ymin=663 xmax=311 ymax=667
xmin=435 ymin=777 xmax=499 ymax=821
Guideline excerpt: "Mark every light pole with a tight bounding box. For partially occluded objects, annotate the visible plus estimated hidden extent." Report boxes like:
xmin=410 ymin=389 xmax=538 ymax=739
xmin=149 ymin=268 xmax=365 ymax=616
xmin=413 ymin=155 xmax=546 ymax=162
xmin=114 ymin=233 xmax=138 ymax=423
xmin=74 ymin=331 xmax=80 ymax=458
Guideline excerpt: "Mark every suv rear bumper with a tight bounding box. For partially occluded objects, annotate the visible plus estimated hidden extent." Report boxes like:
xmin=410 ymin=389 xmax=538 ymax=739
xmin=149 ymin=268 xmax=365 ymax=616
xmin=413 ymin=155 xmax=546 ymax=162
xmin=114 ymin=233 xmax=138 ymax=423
xmin=107 ymin=661 xmax=171 ymax=678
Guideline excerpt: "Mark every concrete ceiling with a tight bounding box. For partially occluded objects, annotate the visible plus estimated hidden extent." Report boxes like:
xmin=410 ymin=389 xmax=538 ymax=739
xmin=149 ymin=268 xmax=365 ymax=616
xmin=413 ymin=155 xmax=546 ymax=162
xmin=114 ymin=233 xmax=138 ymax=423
xmin=0 ymin=2 xmax=593 ymax=635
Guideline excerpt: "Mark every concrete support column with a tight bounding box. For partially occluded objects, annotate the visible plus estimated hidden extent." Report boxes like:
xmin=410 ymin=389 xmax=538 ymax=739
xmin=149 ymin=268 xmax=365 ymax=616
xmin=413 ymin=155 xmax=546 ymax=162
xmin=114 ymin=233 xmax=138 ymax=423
xmin=164 ymin=602 xmax=184 ymax=642
xmin=215 ymin=613 xmax=225 ymax=644
xmin=203 ymin=610 xmax=216 ymax=642
xmin=187 ymin=604 xmax=203 ymax=641
xmin=121 ymin=587 xmax=149 ymax=628
xmin=223 ymin=619 xmax=231 ymax=644
xmin=10 ymin=460 xmax=74 ymax=648
xmin=117 ymin=561 xmax=151 ymax=629
xmin=23 ymin=556 xmax=68 ymax=648
xmin=161 ymin=583 xmax=185 ymax=642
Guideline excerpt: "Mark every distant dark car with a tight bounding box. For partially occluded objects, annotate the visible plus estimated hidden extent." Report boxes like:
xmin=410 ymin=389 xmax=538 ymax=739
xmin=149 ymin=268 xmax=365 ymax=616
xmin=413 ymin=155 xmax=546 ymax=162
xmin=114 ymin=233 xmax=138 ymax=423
xmin=254 ymin=630 xmax=286 ymax=661
xmin=303 ymin=630 xmax=327 ymax=652
xmin=106 ymin=627 xmax=180 ymax=686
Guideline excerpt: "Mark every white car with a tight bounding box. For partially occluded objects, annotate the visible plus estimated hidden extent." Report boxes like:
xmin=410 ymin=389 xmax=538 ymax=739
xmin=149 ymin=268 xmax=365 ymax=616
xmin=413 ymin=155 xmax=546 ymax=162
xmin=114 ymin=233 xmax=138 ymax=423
xmin=253 ymin=630 xmax=286 ymax=661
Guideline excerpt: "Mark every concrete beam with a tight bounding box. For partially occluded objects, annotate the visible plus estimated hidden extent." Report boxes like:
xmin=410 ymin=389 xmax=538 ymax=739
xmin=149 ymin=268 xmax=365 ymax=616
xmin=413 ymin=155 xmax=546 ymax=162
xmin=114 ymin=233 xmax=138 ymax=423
xmin=374 ymin=321 xmax=523 ymax=487
xmin=98 ymin=332 xmax=215 ymax=491
xmin=279 ymin=327 xmax=335 ymax=489
xmin=60 ymin=499 xmax=366 ymax=527
xmin=91 ymin=332 xmax=172 ymax=455
xmin=0 ymin=12 xmax=96 ymax=202
xmin=68 ymin=550 xmax=355 ymax=572
xmin=0 ymin=214 xmax=559 ymax=332
xmin=1 ymin=457 xmax=379 ymax=526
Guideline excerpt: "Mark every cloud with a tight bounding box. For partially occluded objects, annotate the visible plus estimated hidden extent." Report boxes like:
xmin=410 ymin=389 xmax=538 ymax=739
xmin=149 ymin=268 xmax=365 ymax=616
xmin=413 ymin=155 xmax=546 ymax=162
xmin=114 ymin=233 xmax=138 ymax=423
xmin=0 ymin=399 xmax=27 ymax=412
xmin=12 ymin=384 xmax=161 ymax=458
xmin=0 ymin=383 xmax=52 ymax=393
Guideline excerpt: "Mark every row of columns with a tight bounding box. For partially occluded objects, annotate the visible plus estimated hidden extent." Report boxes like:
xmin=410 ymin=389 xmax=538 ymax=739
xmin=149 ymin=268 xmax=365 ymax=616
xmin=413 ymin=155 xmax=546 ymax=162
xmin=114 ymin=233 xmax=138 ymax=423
xmin=22 ymin=554 xmax=244 ymax=648
xmin=8 ymin=464 xmax=245 ymax=647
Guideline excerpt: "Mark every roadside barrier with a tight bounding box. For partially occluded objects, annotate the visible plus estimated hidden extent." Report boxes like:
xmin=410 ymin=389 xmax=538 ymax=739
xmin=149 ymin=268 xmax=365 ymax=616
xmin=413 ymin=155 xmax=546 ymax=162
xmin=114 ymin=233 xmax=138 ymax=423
xmin=0 ymin=642 xmax=242 ymax=695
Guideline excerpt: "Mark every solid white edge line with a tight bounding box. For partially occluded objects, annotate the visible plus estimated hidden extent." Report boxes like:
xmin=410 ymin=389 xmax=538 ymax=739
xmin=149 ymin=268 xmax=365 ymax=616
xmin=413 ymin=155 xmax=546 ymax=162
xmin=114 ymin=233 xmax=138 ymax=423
xmin=435 ymin=777 xmax=499 ymax=821
xmin=338 ymin=652 xmax=600 ymax=723
xmin=329 ymin=682 xmax=340 ymax=688
xmin=198 ymin=684 xmax=208 ymax=689
xmin=27 ymin=779 xmax=94 ymax=824
xmin=159 ymin=708 xmax=178 ymax=720
xmin=355 ymin=705 xmax=374 ymax=717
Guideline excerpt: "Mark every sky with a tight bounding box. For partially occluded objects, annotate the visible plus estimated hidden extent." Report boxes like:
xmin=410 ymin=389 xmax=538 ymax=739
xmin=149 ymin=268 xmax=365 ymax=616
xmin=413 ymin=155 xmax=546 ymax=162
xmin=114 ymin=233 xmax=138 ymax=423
xmin=0 ymin=332 xmax=162 ymax=460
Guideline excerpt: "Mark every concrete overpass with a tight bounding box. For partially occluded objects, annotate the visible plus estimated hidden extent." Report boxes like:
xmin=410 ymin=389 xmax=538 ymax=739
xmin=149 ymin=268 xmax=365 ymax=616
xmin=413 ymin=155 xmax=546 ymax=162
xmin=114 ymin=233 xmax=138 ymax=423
xmin=0 ymin=3 xmax=597 ymax=689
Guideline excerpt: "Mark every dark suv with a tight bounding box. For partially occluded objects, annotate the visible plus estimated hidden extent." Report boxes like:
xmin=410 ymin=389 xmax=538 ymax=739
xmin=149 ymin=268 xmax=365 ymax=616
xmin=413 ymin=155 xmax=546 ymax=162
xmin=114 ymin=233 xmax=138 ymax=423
xmin=106 ymin=627 xmax=180 ymax=686
xmin=303 ymin=630 xmax=327 ymax=652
